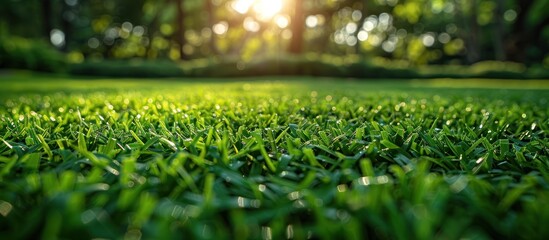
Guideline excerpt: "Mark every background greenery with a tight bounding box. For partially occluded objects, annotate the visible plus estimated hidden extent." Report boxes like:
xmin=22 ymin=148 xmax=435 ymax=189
xmin=1 ymin=0 xmax=548 ymax=77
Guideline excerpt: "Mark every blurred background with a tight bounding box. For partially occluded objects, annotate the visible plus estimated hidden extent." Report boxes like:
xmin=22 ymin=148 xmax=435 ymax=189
xmin=1 ymin=0 xmax=548 ymax=78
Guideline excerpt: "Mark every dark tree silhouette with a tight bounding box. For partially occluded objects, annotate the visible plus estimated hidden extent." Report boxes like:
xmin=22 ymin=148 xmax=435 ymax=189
xmin=61 ymin=1 xmax=72 ymax=51
xmin=41 ymin=0 xmax=52 ymax=40
xmin=175 ymin=0 xmax=188 ymax=60
xmin=493 ymin=0 xmax=506 ymax=61
xmin=205 ymin=0 xmax=219 ymax=55
xmin=506 ymin=0 xmax=549 ymax=62
xmin=288 ymin=0 xmax=305 ymax=54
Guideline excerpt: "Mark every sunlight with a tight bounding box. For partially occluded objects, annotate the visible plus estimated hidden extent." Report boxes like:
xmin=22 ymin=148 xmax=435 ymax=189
xmin=231 ymin=0 xmax=284 ymax=21
xmin=231 ymin=0 xmax=254 ymax=14
xmin=254 ymin=0 xmax=283 ymax=20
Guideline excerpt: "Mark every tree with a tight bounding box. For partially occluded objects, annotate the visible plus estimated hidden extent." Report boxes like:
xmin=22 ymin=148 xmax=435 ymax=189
xmin=61 ymin=0 xmax=73 ymax=51
xmin=506 ymin=0 xmax=549 ymax=63
xmin=288 ymin=0 xmax=305 ymax=54
xmin=175 ymin=0 xmax=188 ymax=60
xmin=493 ymin=0 xmax=506 ymax=61
xmin=41 ymin=0 xmax=53 ymax=40
xmin=454 ymin=0 xmax=481 ymax=64
xmin=205 ymin=0 xmax=219 ymax=55
xmin=467 ymin=0 xmax=481 ymax=63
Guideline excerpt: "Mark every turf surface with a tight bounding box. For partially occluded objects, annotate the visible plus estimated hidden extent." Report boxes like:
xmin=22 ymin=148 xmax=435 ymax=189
xmin=1 ymin=76 xmax=549 ymax=239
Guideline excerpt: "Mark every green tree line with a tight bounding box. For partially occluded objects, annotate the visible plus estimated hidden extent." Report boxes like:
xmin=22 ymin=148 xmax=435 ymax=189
xmin=1 ymin=0 xmax=548 ymax=65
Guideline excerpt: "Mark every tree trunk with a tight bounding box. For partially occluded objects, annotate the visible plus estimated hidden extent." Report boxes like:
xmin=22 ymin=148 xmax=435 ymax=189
xmin=41 ymin=0 xmax=52 ymax=40
xmin=61 ymin=1 xmax=71 ymax=51
xmin=466 ymin=0 xmax=481 ymax=64
xmin=492 ymin=0 xmax=505 ymax=61
xmin=205 ymin=0 xmax=219 ymax=55
xmin=288 ymin=0 xmax=305 ymax=54
xmin=175 ymin=0 xmax=188 ymax=60
xmin=145 ymin=0 xmax=167 ymax=59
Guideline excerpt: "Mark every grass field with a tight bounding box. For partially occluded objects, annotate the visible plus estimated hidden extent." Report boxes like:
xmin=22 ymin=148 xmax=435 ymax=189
xmin=1 ymin=75 xmax=549 ymax=239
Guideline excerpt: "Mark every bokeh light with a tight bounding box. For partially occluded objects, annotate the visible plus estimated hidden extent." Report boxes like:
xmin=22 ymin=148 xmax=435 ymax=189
xmin=232 ymin=0 xmax=284 ymax=21
xmin=50 ymin=29 xmax=65 ymax=48
xmin=274 ymin=15 xmax=290 ymax=29
xmin=422 ymin=33 xmax=435 ymax=47
xmin=213 ymin=21 xmax=229 ymax=35
xmin=243 ymin=17 xmax=260 ymax=32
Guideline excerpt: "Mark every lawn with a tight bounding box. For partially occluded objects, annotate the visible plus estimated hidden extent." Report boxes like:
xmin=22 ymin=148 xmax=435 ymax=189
xmin=1 ymin=75 xmax=549 ymax=239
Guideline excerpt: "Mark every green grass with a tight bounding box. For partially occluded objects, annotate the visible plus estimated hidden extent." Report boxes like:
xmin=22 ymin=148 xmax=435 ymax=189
xmin=1 ymin=75 xmax=549 ymax=239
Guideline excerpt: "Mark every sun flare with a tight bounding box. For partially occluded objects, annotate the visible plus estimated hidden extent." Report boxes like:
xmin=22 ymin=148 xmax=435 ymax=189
xmin=231 ymin=0 xmax=284 ymax=20
xmin=254 ymin=0 xmax=283 ymax=20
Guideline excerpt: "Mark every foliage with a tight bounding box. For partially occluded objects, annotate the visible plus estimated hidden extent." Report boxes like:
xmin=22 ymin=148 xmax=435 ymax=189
xmin=0 ymin=37 xmax=66 ymax=72
xmin=67 ymin=56 xmax=549 ymax=79
xmin=69 ymin=60 xmax=185 ymax=78
xmin=1 ymin=77 xmax=549 ymax=239
xmin=1 ymin=0 xmax=548 ymax=67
